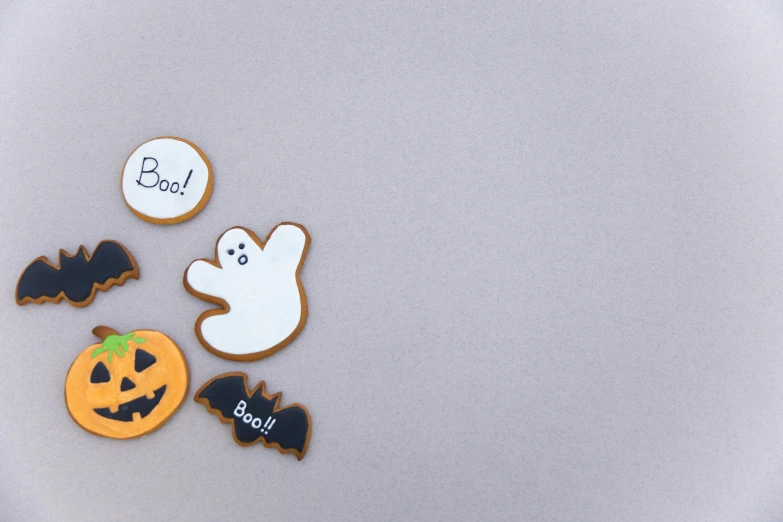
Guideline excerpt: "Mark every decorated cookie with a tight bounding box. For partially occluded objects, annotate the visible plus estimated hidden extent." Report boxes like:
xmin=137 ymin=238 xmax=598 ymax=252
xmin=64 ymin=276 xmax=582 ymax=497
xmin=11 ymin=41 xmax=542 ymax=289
xmin=121 ymin=136 xmax=213 ymax=224
xmin=184 ymin=223 xmax=310 ymax=361
xmin=195 ymin=373 xmax=311 ymax=460
xmin=16 ymin=240 xmax=139 ymax=307
xmin=65 ymin=326 xmax=189 ymax=439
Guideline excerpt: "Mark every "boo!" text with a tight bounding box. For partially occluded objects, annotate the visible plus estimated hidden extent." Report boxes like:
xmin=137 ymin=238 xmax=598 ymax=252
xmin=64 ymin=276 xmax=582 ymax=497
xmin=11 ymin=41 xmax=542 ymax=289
xmin=136 ymin=157 xmax=193 ymax=196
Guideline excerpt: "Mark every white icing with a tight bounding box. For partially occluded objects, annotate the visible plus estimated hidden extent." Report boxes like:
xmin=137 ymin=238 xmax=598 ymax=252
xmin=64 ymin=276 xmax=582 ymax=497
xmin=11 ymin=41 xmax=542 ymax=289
xmin=186 ymin=224 xmax=308 ymax=357
xmin=121 ymin=137 xmax=211 ymax=221
xmin=233 ymin=400 xmax=276 ymax=435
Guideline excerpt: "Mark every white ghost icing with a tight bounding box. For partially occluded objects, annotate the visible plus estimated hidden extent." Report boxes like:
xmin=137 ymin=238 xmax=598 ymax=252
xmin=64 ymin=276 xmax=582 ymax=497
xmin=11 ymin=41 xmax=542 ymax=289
xmin=185 ymin=223 xmax=309 ymax=358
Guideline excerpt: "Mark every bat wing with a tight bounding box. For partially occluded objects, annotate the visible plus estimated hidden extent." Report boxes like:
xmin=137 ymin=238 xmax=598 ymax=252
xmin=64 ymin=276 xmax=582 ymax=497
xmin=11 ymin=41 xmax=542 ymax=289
xmin=195 ymin=374 xmax=250 ymax=421
xmin=16 ymin=258 xmax=63 ymax=303
xmin=79 ymin=241 xmax=138 ymax=294
xmin=264 ymin=404 xmax=311 ymax=460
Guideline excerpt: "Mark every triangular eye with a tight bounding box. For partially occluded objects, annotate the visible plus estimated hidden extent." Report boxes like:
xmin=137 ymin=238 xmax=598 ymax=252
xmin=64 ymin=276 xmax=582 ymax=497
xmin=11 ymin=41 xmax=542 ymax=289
xmin=134 ymin=349 xmax=157 ymax=372
xmin=90 ymin=361 xmax=111 ymax=383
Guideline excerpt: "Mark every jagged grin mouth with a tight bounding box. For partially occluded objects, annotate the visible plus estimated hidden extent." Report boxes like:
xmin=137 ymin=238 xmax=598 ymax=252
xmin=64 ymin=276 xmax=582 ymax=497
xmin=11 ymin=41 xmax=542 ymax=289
xmin=93 ymin=385 xmax=167 ymax=422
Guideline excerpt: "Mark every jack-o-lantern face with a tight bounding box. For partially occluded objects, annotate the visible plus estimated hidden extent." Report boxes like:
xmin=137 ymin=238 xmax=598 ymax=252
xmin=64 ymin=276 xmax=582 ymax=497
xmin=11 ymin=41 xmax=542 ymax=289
xmin=65 ymin=326 xmax=189 ymax=439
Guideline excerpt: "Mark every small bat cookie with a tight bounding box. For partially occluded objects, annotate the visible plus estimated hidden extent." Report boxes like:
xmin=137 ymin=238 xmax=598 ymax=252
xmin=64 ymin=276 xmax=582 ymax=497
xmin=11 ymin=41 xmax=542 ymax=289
xmin=195 ymin=373 xmax=311 ymax=460
xmin=16 ymin=240 xmax=139 ymax=307
xmin=184 ymin=223 xmax=310 ymax=361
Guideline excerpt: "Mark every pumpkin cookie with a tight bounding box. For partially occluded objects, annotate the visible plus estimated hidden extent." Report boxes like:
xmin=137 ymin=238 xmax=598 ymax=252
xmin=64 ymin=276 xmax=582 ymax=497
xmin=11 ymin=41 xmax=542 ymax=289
xmin=65 ymin=326 xmax=189 ymax=439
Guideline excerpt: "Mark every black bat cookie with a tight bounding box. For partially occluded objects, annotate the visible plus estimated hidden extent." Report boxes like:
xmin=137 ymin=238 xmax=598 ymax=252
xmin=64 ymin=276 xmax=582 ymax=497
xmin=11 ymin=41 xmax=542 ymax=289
xmin=16 ymin=240 xmax=139 ymax=307
xmin=194 ymin=373 xmax=311 ymax=460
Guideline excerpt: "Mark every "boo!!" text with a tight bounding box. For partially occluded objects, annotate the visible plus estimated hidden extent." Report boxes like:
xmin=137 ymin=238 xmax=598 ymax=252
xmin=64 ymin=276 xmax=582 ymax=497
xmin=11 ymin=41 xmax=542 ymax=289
xmin=234 ymin=400 xmax=277 ymax=434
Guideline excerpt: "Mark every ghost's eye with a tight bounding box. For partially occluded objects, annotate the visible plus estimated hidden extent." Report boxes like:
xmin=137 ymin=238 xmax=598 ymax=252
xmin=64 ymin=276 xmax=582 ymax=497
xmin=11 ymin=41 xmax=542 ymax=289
xmin=239 ymin=243 xmax=245 ymax=249
xmin=90 ymin=361 xmax=111 ymax=384
xmin=228 ymin=249 xmax=235 ymax=255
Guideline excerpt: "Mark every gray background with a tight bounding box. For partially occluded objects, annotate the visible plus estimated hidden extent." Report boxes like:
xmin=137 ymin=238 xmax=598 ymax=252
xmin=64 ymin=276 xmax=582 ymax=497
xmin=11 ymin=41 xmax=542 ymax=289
xmin=2 ymin=1 xmax=783 ymax=520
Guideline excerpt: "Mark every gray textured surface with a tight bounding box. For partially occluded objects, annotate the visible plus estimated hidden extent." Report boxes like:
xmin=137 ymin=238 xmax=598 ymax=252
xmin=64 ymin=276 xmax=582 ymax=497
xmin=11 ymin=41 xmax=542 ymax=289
xmin=2 ymin=1 xmax=783 ymax=520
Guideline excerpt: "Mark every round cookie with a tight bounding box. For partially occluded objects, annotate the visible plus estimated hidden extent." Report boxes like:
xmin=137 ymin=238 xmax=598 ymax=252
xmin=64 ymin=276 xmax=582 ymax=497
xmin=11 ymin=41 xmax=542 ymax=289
xmin=121 ymin=136 xmax=213 ymax=224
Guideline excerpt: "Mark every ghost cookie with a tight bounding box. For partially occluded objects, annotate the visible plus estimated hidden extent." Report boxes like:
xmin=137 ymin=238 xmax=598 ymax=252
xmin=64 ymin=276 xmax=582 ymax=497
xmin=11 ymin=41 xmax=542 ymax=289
xmin=184 ymin=223 xmax=310 ymax=361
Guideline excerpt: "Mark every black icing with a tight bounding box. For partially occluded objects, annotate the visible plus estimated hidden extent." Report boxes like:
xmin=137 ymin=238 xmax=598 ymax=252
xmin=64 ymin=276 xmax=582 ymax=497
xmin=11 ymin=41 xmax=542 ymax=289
xmin=16 ymin=241 xmax=136 ymax=303
xmin=93 ymin=385 xmax=166 ymax=422
xmin=90 ymin=362 xmax=111 ymax=384
xmin=197 ymin=375 xmax=309 ymax=454
xmin=224 ymin=241 xmax=249 ymax=266
xmin=134 ymin=349 xmax=157 ymax=372
xmin=120 ymin=377 xmax=136 ymax=392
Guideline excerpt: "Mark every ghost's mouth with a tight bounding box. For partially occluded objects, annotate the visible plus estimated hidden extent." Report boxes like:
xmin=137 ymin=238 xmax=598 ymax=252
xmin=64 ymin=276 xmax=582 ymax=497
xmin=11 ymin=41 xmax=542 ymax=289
xmin=93 ymin=385 xmax=166 ymax=422
xmin=238 ymin=254 xmax=248 ymax=265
